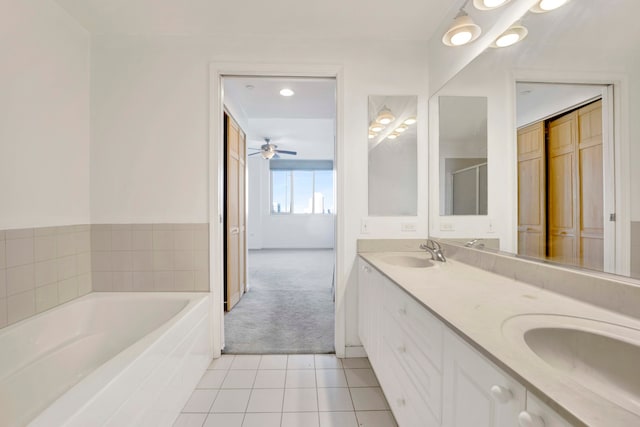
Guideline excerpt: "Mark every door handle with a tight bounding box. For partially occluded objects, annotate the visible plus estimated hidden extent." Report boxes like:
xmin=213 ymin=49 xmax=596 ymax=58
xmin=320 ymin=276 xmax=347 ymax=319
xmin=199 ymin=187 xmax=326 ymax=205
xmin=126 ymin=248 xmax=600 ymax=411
xmin=230 ymin=227 xmax=240 ymax=235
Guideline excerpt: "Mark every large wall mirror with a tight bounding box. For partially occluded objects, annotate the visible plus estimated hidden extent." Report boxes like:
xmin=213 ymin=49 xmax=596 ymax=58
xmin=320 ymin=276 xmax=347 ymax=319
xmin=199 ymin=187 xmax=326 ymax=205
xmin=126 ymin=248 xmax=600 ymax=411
xmin=368 ymin=95 xmax=418 ymax=216
xmin=428 ymin=0 xmax=640 ymax=279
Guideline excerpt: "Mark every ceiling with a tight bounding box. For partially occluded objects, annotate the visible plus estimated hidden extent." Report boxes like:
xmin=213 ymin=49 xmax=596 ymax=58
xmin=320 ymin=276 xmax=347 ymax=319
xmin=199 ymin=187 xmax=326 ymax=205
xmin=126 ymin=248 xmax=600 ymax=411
xmin=54 ymin=0 xmax=453 ymax=41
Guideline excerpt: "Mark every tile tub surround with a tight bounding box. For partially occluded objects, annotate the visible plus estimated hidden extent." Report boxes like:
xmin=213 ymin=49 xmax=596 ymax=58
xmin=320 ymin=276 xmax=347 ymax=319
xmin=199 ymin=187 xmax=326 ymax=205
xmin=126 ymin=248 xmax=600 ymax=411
xmin=91 ymin=223 xmax=209 ymax=292
xmin=0 ymin=225 xmax=92 ymax=328
xmin=632 ymin=221 xmax=640 ymax=279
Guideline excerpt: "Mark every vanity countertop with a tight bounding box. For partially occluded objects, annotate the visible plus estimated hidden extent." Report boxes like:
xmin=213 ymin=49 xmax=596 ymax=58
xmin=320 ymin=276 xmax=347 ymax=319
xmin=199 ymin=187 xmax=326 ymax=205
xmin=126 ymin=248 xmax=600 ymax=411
xmin=359 ymin=251 xmax=640 ymax=427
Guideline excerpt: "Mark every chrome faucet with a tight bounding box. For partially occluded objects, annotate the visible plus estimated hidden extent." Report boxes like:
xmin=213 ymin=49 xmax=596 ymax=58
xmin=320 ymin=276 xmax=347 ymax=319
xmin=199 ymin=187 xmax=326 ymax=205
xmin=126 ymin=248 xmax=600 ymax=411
xmin=420 ymin=239 xmax=446 ymax=262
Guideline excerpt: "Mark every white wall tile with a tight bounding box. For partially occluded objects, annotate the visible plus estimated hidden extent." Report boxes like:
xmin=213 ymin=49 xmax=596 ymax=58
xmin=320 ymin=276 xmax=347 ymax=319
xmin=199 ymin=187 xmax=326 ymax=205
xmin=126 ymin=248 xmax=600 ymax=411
xmin=57 ymin=255 xmax=77 ymax=280
xmin=0 ymin=240 xmax=5 ymax=269
xmin=35 ymin=236 xmax=57 ymax=262
xmin=92 ymin=271 xmax=113 ymax=291
xmin=36 ymin=283 xmax=59 ymax=313
xmin=153 ymin=230 xmax=174 ymax=250
xmin=76 ymin=252 xmax=91 ymax=275
xmin=0 ymin=269 xmax=6 ymax=298
xmin=153 ymin=251 xmax=174 ymax=271
xmin=132 ymin=251 xmax=153 ymax=271
xmin=132 ymin=271 xmax=154 ymax=291
xmin=0 ymin=298 xmax=7 ymax=328
xmin=132 ymin=229 xmax=153 ymax=250
xmin=56 ymin=232 xmax=76 ymax=257
xmin=111 ymin=229 xmax=132 ymax=250
xmin=154 ymin=271 xmax=174 ymax=291
xmin=91 ymin=229 xmax=112 ymax=251
xmin=7 ymin=290 xmax=35 ymax=323
xmin=5 ymin=229 xmax=34 ymax=240
xmin=78 ymin=273 xmax=92 ymax=295
xmin=174 ymin=271 xmax=195 ymax=291
xmin=6 ymin=238 xmax=34 ymax=267
xmin=174 ymin=251 xmax=194 ymax=271
xmin=58 ymin=277 xmax=78 ymax=303
xmin=74 ymin=230 xmax=91 ymax=253
xmin=6 ymin=264 xmax=35 ymax=296
xmin=174 ymin=230 xmax=194 ymax=250
xmin=112 ymin=272 xmax=133 ymax=291
xmin=111 ymin=251 xmax=133 ymax=272
xmin=35 ymin=260 xmax=58 ymax=287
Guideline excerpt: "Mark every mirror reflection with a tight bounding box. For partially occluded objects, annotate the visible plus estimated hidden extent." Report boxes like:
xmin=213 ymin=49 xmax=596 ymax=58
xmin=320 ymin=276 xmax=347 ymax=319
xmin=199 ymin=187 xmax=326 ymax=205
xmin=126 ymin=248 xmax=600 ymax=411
xmin=439 ymin=96 xmax=487 ymax=215
xmin=429 ymin=0 xmax=640 ymax=279
xmin=368 ymin=95 xmax=418 ymax=216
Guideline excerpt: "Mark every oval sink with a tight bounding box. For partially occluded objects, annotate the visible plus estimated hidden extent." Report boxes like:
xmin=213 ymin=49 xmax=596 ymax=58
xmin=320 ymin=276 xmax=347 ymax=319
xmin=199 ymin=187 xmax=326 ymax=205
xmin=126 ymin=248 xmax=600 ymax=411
xmin=380 ymin=255 xmax=433 ymax=268
xmin=502 ymin=314 xmax=640 ymax=415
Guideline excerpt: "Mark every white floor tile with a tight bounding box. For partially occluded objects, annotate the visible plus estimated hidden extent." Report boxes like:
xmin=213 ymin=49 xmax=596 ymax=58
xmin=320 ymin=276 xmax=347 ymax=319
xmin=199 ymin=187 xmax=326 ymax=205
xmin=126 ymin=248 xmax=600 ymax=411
xmin=246 ymin=389 xmax=284 ymax=413
xmin=315 ymin=354 xmax=343 ymax=369
xmin=221 ymin=370 xmax=257 ymax=389
xmin=341 ymin=358 xmax=371 ymax=369
xmin=283 ymin=388 xmax=319 ymax=412
xmin=208 ymin=355 xmax=235 ymax=370
xmin=286 ymin=369 xmax=317 ymax=388
xmin=319 ymin=411 xmax=358 ymax=427
xmin=173 ymin=413 xmax=207 ymax=427
xmin=287 ymin=354 xmax=315 ymax=369
xmin=253 ymin=370 xmax=286 ymax=389
xmin=258 ymin=355 xmax=288 ymax=370
xmin=344 ymin=369 xmax=379 ymax=388
xmin=316 ymin=369 xmax=348 ymax=388
xmin=230 ymin=355 xmax=261 ymax=370
xmin=281 ymin=412 xmax=320 ymax=427
xmin=211 ymin=389 xmax=251 ymax=413
xmin=202 ymin=413 xmax=244 ymax=427
xmin=182 ymin=389 xmax=218 ymax=413
xmin=197 ymin=370 xmax=227 ymax=389
xmin=317 ymin=387 xmax=354 ymax=412
xmin=349 ymin=388 xmax=389 ymax=411
xmin=242 ymin=412 xmax=281 ymax=427
xmin=355 ymin=411 xmax=398 ymax=427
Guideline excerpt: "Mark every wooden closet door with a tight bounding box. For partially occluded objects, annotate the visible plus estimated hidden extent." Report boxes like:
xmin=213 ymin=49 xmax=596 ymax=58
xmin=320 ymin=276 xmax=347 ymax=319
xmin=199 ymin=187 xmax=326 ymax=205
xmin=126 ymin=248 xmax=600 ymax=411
xmin=225 ymin=113 xmax=243 ymax=311
xmin=578 ymin=100 xmax=604 ymax=269
xmin=517 ymin=121 xmax=546 ymax=258
xmin=238 ymin=129 xmax=247 ymax=293
xmin=547 ymin=111 xmax=579 ymax=265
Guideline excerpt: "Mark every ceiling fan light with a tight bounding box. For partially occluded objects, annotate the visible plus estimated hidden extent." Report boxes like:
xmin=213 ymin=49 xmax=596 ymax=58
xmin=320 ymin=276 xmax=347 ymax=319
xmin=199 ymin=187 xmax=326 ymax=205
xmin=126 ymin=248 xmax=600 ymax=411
xmin=530 ymin=0 xmax=569 ymax=13
xmin=442 ymin=14 xmax=482 ymax=47
xmin=403 ymin=117 xmax=417 ymax=125
xmin=490 ymin=25 xmax=528 ymax=48
xmin=376 ymin=107 xmax=395 ymax=125
xmin=261 ymin=150 xmax=276 ymax=160
xmin=370 ymin=123 xmax=385 ymax=132
xmin=473 ymin=0 xmax=511 ymax=10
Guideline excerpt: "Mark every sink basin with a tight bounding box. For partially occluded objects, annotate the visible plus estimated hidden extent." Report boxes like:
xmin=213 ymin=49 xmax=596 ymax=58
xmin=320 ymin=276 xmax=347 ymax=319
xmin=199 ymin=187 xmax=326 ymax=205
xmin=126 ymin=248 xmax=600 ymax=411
xmin=380 ymin=254 xmax=433 ymax=268
xmin=502 ymin=314 xmax=640 ymax=415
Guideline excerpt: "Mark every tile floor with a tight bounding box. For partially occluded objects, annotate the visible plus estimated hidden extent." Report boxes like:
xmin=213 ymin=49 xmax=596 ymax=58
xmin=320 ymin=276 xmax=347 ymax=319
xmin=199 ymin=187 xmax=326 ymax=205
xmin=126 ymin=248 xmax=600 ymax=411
xmin=173 ymin=355 xmax=397 ymax=427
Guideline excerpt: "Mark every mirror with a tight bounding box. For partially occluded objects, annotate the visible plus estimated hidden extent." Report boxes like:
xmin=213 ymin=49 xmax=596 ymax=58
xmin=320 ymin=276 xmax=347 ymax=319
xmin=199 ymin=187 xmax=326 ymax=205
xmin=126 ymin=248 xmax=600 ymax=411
xmin=368 ymin=95 xmax=418 ymax=216
xmin=438 ymin=96 xmax=487 ymax=215
xmin=429 ymin=0 xmax=640 ymax=279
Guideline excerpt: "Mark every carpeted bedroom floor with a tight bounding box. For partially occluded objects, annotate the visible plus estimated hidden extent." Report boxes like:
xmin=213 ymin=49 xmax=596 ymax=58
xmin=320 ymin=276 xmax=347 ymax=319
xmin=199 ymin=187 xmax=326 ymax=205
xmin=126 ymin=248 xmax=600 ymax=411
xmin=223 ymin=249 xmax=335 ymax=354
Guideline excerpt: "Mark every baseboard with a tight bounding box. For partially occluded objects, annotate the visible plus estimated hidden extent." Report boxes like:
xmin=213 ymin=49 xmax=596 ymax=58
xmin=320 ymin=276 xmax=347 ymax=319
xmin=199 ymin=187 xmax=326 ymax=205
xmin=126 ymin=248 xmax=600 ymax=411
xmin=344 ymin=345 xmax=367 ymax=358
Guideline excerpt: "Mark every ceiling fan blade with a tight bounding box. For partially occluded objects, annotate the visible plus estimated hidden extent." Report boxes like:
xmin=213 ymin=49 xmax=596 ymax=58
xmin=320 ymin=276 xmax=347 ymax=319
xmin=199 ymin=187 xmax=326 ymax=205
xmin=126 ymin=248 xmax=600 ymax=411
xmin=248 ymin=152 xmax=262 ymax=156
xmin=247 ymin=147 xmax=261 ymax=151
xmin=276 ymin=150 xmax=297 ymax=155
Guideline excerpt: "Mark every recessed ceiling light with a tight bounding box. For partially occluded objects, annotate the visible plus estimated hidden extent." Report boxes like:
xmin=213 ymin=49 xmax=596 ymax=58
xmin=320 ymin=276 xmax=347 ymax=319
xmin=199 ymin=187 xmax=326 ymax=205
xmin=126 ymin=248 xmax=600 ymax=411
xmin=473 ymin=0 xmax=512 ymax=11
xmin=403 ymin=117 xmax=417 ymax=125
xmin=442 ymin=12 xmax=482 ymax=47
xmin=280 ymin=88 xmax=295 ymax=97
xmin=491 ymin=25 xmax=528 ymax=48
xmin=370 ymin=123 xmax=385 ymax=133
xmin=530 ymin=0 xmax=569 ymax=13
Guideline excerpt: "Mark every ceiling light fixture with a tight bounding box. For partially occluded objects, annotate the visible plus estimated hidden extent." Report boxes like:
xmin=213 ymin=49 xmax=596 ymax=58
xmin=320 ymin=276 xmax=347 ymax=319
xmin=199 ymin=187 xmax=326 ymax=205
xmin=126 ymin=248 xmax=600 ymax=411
xmin=370 ymin=123 xmax=385 ymax=133
xmin=376 ymin=107 xmax=396 ymax=125
xmin=279 ymin=88 xmax=295 ymax=97
xmin=442 ymin=7 xmax=481 ymax=47
xmin=491 ymin=25 xmax=528 ymax=48
xmin=530 ymin=0 xmax=569 ymax=13
xmin=395 ymin=125 xmax=408 ymax=133
xmin=403 ymin=117 xmax=417 ymax=125
xmin=261 ymin=147 xmax=276 ymax=160
xmin=387 ymin=133 xmax=400 ymax=140
xmin=368 ymin=131 xmax=377 ymax=139
xmin=472 ymin=0 xmax=511 ymax=11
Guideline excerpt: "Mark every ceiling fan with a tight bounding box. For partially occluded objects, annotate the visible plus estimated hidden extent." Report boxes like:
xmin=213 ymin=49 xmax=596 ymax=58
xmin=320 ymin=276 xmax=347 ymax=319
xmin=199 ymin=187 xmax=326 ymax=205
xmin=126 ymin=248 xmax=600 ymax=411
xmin=248 ymin=138 xmax=297 ymax=160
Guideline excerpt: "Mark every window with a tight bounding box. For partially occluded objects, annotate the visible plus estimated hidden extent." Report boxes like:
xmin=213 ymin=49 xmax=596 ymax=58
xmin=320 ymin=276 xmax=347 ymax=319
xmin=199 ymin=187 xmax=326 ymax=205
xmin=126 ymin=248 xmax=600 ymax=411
xmin=270 ymin=160 xmax=334 ymax=214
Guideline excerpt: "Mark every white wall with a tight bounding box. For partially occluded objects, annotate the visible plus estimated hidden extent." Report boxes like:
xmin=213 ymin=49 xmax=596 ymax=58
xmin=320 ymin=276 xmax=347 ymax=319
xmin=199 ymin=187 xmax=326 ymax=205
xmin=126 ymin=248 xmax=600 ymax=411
xmin=90 ymin=35 xmax=430 ymax=350
xmin=0 ymin=0 xmax=90 ymax=229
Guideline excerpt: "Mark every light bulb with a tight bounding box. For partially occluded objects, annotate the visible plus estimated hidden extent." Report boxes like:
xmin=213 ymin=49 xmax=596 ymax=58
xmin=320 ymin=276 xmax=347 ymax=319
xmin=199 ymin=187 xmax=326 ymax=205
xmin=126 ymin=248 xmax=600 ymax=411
xmin=403 ymin=117 xmax=417 ymax=125
xmin=395 ymin=125 xmax=408 ymax=133
xmin=387 ymin=133 xmax=399 ymax=140
xmin=484 ymin=0 xmax=507 ymax=6
xmin=539 ymin=0 xmax=567 ymax=10
xmin=496 ymin=33 xmax=520 ymax=47
xmin=451 ymin=31 xmax=473 ymax=46
xmin=491 ymin=25 xmax=528 ymax=48
xmin=442 ymin=14 xmax=481 ymax=47
xmin=473 ymin=0 xmax=512 ymax=10
xmin=368 ymin=131 xmax=377 ymax=139
xmin=370 ymin=123 xmax=385 ymax=132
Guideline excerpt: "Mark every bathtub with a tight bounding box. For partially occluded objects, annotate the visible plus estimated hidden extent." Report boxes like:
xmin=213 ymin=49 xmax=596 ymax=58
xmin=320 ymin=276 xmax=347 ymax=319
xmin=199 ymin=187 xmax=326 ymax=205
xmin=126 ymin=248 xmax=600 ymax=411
xmin=0 ymin=292 xmax=212 ymax=427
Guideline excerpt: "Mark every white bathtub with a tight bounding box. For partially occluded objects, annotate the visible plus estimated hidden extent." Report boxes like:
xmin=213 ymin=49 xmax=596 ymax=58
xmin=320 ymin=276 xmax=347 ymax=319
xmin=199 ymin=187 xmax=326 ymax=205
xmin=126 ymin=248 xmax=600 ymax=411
xmin=0 ymin=292 xmax=212 ymax=427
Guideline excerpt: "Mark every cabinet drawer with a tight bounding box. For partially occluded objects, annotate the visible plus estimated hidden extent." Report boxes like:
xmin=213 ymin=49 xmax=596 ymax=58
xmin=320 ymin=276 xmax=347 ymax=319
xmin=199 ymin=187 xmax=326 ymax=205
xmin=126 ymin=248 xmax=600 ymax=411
xmin=382 ymin=280 xmax=443 ymax=370
xmin=378 ymin=337 xmax=440 ymax=427
xmin=383 ymin=315 xmax=442 ymax=422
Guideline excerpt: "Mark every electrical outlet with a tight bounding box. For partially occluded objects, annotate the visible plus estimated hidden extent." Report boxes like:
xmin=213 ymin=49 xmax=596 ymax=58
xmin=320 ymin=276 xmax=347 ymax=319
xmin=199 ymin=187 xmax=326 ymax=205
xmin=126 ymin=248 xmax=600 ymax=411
xmin=401 ymin=222 xmax=417 ymax=232
xmin=361 ymin=218 xmax=370 ymax=234
xmin=440 ymin=222 xmax=455 ymax=231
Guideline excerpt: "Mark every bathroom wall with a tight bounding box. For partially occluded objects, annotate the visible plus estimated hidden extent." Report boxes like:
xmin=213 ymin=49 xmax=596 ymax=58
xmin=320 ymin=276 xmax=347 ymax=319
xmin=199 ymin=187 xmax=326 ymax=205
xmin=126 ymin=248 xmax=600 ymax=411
xmin=0 ymin=0 xmax=91 ymax=328
xmin=89 ymin=36 xmax=430 ymax=350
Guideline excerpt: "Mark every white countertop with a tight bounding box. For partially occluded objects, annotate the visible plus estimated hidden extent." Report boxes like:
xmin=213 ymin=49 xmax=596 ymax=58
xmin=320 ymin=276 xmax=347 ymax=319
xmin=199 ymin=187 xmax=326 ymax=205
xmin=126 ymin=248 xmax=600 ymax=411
xmin=359 ymin=251 xmax=640 ymax=427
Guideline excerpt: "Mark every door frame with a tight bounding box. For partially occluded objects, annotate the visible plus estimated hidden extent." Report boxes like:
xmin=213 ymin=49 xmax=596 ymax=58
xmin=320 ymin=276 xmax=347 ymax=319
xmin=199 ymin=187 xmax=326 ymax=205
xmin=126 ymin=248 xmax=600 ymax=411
xmin=208 ymin=63 xmax=344 ymax=357
xmin=512 ymin=69 xmax=630 ymax=276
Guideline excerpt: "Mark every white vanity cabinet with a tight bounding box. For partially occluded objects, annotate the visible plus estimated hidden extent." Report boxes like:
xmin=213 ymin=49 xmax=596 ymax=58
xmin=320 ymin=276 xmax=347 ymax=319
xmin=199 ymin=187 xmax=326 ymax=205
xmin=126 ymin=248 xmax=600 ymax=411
xmin=358 ymin=257 xmax=574 ymax=427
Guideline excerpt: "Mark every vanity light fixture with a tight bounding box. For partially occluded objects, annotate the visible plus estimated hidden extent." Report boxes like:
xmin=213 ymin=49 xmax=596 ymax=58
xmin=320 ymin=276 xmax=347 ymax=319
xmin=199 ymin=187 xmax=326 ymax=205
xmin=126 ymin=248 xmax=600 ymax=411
xmin=442 ymin=8 xmax=481 ymax=47
xmin=368 ymin=131 xmax=377 ymax=139
xmin=530 ymin=0 xmax=569 ymax=13
xmin=403 ymin=117 xmax=417 ymax=125
xmin=370 ymin=123 xmax=385 ymax=133
xmin=376 ymin=107 xmax=396 ymax=125
xmin=279 ymin=88 xmax=295 ymax=97
xmin=491 ymin=25 xmax=528 ymax=48
xmin=387 ymin=133 xmax=399 ymax=140
xmin=395 ymin=125 xmax=408 ymax=133
xmin=472 ymin=0 xmax=512 ymax=11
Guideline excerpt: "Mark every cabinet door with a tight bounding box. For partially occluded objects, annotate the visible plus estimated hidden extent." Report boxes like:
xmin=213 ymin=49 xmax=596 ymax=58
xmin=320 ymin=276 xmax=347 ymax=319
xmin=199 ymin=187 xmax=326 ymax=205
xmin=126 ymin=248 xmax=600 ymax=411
xmin=358 ymin=259 xmax=382 ymax=364
xmin=443 ymin=330 xmax=526 ymax=427
xmin=520 ymin=392 xmax=573 ymax=427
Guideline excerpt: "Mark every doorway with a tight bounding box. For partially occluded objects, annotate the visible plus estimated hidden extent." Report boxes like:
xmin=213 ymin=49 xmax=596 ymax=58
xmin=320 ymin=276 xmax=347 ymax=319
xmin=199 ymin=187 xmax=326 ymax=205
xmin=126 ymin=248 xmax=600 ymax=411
xmin=221 ymin=76 xmax=337 ymax=354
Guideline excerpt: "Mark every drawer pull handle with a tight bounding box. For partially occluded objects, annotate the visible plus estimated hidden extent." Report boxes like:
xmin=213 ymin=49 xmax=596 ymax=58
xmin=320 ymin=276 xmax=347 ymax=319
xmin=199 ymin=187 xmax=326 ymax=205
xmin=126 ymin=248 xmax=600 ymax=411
xmin=396 ymin=398 xmax=406 ymax=407
xmin=518 ymin=411 xmax=545 ymax=427
xmin=361 ymin=265 xmax=371 ymax=272
xmin=398 ymin=345 xmax=406 ymax=353
xmin=490 ymin=385 xmax=512 ymax=403
xmin=398 ymin=308 xmax=407 ymax=315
